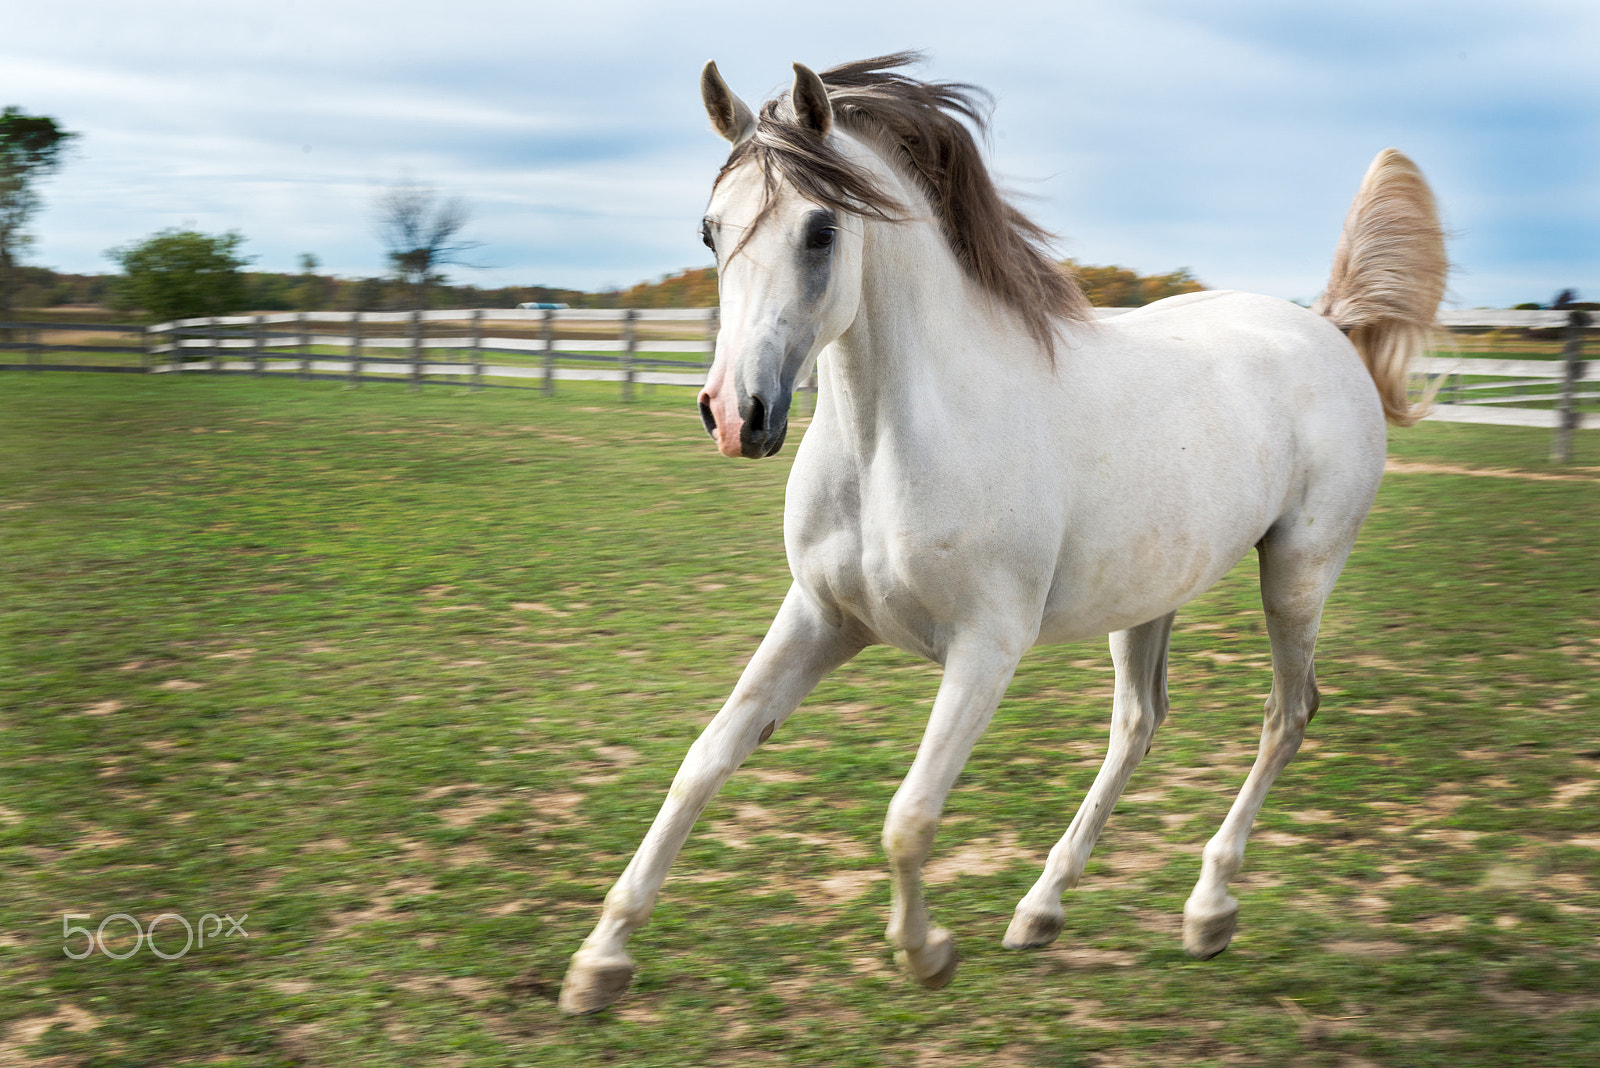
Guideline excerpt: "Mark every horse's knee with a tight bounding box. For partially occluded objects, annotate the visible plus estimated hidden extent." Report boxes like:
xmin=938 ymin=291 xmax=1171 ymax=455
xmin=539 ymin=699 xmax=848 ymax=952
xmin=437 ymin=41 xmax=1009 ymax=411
xmin=1200 ymin=837 xmax=1245 ymax=881
xmin=595 ymin=884 xmax=655 ymax=935
xmin=1113 ymin=704 xmax=1160 ymax=745
xmin=1263 ymin=676 xmax=1318 ymax=735
xmin=669 ymin=726 xmax=751 ymax=796
xmin=882 ymin=797 xmax=938 ymax=866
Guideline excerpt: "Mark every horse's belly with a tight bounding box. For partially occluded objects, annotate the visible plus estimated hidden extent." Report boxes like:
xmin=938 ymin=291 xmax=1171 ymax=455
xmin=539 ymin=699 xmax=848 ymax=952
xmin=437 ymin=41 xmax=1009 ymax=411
xmin=789 ymin=455 xmax=1277 ymax=657
xmin=1034 ymin=534 xmax=1261 ymax=644
xmin=1032 ymin=460 xmax=1284 ymax=642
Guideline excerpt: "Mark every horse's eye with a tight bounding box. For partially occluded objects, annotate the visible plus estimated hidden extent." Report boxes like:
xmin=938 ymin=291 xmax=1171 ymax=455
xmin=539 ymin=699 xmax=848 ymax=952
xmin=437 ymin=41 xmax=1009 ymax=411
xmin=808 ymin=226 xmax=836 ymax=251
xmin=701 ymin=222 xmax=715 ymax=251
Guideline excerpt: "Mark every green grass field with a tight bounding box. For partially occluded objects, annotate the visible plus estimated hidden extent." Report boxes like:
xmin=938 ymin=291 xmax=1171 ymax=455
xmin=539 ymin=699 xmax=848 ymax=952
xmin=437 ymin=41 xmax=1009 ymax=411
xmin=2 ymin=373 xmax=1598 ymax=1067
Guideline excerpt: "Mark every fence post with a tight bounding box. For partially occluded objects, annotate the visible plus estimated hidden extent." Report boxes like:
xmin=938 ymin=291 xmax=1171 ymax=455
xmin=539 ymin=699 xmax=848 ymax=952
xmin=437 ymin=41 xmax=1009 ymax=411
xmin=542 ymin=309 xmax=556 ymax=396
xmin=1551 ymin=309 xmax=1589 ymax=464
xmin=621 ymin=308 xmax=637 ymax=402
xmin=209 ymin=317 xmax=222 ymax=374
xmin=252 ymin=315 xmax=265 ymax=376
xmin=298 ymin=312 xmax=312 ymax=379
xmin=170 ymin=322 xmax=183 ymax=375
xmin=410 ymin=309 xmax=423 ymax=392
xmin=704 ymin=306 xmax=719 ymax=374
xmin=143 ymin=325 xmax=155 ymax=373
xmin=346 ymin=312 xmax=362 ymax=388
xmin=470 ymin=308 xmax=484 ymax=391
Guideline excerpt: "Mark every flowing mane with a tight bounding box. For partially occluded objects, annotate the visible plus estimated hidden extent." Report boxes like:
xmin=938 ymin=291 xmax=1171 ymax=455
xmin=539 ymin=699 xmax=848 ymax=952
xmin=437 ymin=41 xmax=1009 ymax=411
xmin=716 ymin=52 xmax=1092 ymax=347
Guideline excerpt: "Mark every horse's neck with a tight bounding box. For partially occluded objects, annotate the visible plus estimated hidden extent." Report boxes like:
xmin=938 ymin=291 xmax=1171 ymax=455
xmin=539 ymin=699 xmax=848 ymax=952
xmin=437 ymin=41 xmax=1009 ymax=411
xmin=818 ymin=215 xmax=1041 ymax=460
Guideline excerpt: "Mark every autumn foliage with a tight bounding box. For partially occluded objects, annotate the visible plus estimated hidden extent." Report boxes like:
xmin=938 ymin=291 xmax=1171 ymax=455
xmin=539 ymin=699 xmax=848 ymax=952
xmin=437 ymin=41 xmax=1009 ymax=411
xmin=614 ymin=267 xmax=719 ymax=309
xmin=613 ymin=263 xmax=1202 ymax=310
xmin=1062 ymin=260 xmax=1205 ymax=307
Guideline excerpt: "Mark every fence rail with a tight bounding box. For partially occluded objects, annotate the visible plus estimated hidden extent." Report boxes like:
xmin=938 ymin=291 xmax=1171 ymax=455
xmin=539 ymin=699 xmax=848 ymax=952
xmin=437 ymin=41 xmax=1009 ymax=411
xmin=138 ymin=307 xmax=720 ymax=401
xmin=3 ymin=305 xmax=1592 ymax=457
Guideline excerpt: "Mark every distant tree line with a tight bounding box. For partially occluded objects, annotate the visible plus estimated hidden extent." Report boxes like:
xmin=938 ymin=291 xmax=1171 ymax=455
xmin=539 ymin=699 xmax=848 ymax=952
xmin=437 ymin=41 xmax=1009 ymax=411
xmin=615 ymin=263 xmax=1200 ymax=310
xmin=612 ymin=267 xmax=719 ymax=308
xmin=16 ymin=224 xmax=1213 ymax=322
xmin=5 ymin=265 xmax=115 ymax=308
xmin=9 ymin=258 xmax=725 ymax=319
xmin=1512 ymin=289 xmax=1597 ymax=312
xmin=18 ymin=259 xmax=1207 ymax=319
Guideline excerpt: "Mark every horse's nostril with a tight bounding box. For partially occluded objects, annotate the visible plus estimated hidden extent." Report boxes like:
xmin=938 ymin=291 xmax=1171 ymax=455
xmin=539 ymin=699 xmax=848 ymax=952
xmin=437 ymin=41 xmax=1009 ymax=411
xmin=748 ymin=395 xmax=767 ymax=433
xmin=699 ymin=396 xmax=717 ymax=438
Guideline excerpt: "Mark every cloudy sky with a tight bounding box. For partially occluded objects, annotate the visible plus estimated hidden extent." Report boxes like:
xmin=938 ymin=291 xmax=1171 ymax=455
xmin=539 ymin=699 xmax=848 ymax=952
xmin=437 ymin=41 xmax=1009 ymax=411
xmin=5 ymin=0 xmax=1596 ymax=306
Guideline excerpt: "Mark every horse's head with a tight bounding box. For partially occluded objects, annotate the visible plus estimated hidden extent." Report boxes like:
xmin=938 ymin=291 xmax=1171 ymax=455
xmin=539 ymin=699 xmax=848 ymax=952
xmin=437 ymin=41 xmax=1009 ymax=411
xmin=695 ymin=61 xmax=874 ymax=459
xmin=694 ymin=56 xmax=1089 ymax=458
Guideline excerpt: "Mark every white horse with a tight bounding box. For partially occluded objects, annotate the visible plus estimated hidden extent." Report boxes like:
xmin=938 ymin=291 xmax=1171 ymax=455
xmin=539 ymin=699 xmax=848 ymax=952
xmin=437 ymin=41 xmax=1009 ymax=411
xmin=559 ymin=53 xmax=1445 ymax=1015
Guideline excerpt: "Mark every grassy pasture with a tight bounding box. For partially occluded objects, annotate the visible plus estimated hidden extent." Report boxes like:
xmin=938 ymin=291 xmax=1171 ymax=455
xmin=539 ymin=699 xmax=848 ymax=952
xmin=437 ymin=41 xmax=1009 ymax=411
xmin=1 ymin=373 xmax=1598 ymax=1067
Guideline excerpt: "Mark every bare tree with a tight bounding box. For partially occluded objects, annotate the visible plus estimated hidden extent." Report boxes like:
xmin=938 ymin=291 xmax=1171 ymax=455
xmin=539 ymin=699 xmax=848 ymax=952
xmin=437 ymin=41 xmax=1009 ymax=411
xmin=374 ymin=182 xmax=480 ymax=310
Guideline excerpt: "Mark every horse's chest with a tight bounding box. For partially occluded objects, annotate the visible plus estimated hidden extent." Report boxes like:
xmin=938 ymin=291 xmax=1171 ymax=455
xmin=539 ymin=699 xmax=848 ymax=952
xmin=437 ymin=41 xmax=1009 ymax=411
xmin=784 ymin=461 xmax=1038 ymax=656
xmin=788 ymin=522 xmax=954 ymax=656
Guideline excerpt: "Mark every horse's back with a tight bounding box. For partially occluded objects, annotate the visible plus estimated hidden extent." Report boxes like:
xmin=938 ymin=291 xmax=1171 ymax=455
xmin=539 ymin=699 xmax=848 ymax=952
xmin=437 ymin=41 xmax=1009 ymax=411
xmin=1031 ymin=291 xmax=1388 ymax=639
xmin=1090 ymin=290 xmax=1386 ymax=473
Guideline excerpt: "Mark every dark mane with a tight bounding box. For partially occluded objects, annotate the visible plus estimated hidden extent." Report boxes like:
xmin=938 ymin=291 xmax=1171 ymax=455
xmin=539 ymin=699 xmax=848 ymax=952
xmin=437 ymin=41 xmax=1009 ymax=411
xmin=717 ymin=52 xmax=1092 ymax=349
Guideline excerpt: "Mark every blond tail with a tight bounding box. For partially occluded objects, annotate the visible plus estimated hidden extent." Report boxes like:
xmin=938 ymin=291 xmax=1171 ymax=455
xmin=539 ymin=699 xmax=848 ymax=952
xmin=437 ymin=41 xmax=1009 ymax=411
xmin=1312 ymin=149 xmax=1448 ymax=426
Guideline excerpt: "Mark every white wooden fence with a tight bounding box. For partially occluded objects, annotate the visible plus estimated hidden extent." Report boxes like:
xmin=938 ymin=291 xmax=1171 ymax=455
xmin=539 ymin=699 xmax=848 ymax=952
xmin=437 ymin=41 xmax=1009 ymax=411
xmin=143 ymin=308 xmax=720 ymax=399
xmin=7 ymin=305 xmax=1594 ymax=453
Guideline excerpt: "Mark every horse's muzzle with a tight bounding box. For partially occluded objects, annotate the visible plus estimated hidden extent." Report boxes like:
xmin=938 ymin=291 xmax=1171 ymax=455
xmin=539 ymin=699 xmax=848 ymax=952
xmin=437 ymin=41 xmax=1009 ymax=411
xmin=698 ymin=387 xmax=789 ymax=458
xmin=738 ymin=393 xmax=788 ymax=458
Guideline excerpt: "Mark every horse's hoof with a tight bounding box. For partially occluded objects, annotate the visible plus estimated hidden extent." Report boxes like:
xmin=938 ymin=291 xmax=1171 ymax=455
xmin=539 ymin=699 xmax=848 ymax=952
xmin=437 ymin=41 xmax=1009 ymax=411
xmin=1182 ymin=902 xmax=1239 ymax=961
xmin=557 ymin=949 xmax=636 ymax=1015
xmin=1003 ymin=905 xmax=1065 ymax=950
xmin=896 ymin=927 xmax=959 ymax=990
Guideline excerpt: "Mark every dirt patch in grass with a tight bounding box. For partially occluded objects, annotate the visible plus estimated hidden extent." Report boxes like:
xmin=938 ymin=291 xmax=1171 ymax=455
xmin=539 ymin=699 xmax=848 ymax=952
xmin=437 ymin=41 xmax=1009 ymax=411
xmin=1385 ymin=459 xmax=1600 ymax=483
xmin=436 ymin=797 xmax=506 ymax=828
xmin=705 ymin=802 xmax=870 ymax=860
xmin=815 ymin=868 xmax=888 ymax=902
xmin=1040 ymin=945 xmax=1140 ymax=969
xmin=923 ymin=833 xmax=1038 ymax=884
xmin=1323 ymin=939 xmax=1407 ymax=958
xmin=1 ymin=1006 xmax=101 ymax=1062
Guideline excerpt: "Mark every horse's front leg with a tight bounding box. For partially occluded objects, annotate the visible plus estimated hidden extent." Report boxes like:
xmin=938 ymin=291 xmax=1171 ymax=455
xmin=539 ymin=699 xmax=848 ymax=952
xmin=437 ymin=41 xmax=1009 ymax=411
xmin=558 ymin=586 xmax=862 ymax=1015
xmin=883 ymin=641 xmax=1022 ymax=988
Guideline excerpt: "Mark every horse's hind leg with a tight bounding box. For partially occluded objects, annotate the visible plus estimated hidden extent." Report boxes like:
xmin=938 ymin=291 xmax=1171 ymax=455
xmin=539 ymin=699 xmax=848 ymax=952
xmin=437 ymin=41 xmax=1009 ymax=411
xmin=558 ymin=586 xmax=862 ymax=1015
xmin=1005 ymin=612 xmax=1175 ymax=949
xmin=1181 ymin=522 xmax=1354 ymax=959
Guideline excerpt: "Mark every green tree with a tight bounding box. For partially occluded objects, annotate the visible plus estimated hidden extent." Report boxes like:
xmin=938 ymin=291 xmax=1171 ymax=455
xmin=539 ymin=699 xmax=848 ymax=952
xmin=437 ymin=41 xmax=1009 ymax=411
xmin=106 ymin=228 xmax=253 ymax=322
xmin=1 ymin=107 xmax=77 ymax=326
xmin=294 ymin=252 xmax=330 ymax=310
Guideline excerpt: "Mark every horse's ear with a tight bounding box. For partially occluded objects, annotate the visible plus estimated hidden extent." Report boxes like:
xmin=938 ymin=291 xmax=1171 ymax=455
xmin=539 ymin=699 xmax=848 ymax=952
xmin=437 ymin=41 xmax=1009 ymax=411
xmin=790 ymin=63 xmax=833 ymax=137
xmin=701 ymin=61 xmax=757 ymax=145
